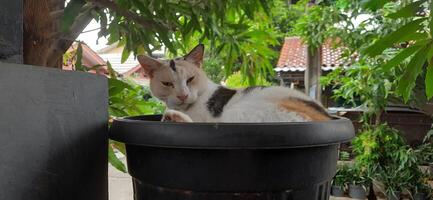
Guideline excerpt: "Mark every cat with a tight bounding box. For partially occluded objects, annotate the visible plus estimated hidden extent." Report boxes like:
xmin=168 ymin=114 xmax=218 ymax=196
xmin=137 ymin=44 xmax=331 ymax=123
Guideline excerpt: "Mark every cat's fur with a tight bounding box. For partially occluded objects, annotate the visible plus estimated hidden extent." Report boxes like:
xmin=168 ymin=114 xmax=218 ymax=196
xmin=138 ymin=44 xmax=331 ymax=123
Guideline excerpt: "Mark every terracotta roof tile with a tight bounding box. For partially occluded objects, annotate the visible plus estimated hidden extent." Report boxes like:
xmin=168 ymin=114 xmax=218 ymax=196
xmin=276 ymin=37 xmax=346 ymax=72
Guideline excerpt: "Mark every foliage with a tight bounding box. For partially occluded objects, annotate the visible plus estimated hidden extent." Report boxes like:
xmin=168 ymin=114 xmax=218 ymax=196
xmin=339 ymin=150 xmax=350 ymax=161
xmin=297 ymin=0 xmax=433 ymax=103
xmin=295 ymin=0 xmax=432 ymax=117
xmin=62 ymin=0 xmax=284 ymax=83
xmin=333 ymin=164 xmax=351 ymax=186
xmin=108 ymin=77 xmax=163 ymax=172
xmin=69 ymin=42 xmax=164 ymax=172
xmin=406 ymin=168 xmax=432 ymax=197
xmin=225 ymin=71 xmax=273 ymax=88
xmin=321 ymin=64 xmax=396 ymax=120
xmin=415 ymin=129 xmax=433 ymax=165
xmin=352 ymin=124 xmax=425 ymax=194
xmin=271 ymin=0 xmax=307 ymax=36
xmin=361 ymin=0 xmax=433 ymax=101
xmin=293 ymin=1 xmax=341 ymax=52
xmin=202 ymin=59 xmax=225 ymax=84
xmin=346 ymin=164 xmax=369 ymax=186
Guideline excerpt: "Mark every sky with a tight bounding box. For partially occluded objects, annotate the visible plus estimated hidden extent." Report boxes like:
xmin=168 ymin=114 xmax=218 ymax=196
xmin=77 ymin=20 xmax=109 ymax=51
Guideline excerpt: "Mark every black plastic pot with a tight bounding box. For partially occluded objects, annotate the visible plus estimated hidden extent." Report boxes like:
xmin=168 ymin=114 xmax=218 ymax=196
xmin=331 ymin=185 xmax=345 ymax=197
xmin=110 ymin=115 xmax=354 ymax=200
xmin=348 ymin=184 xmax=367 ymax=199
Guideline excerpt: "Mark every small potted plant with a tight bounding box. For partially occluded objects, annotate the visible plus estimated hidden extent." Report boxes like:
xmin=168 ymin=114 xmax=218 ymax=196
xmin=339 ymin=150 xmax=351 ymax=161
xmin=332 ymin=164 xmax=349 ymax=197
xmin=378 ymin=166 xmax=409 ymax=200
xmin=347 ymin=165 xmax=369 ymax=199
xmin=416 ymin=130 xmax=433 ymax=175
xmin=408 ymin=169 xmax=432 ymax=200
xmin=411 ymin=182 xmax=431 ymax=200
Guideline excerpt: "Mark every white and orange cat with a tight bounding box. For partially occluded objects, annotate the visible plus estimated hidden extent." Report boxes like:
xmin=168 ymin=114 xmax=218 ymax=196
xmin=137 ymin=44 xmax=331 ymax=123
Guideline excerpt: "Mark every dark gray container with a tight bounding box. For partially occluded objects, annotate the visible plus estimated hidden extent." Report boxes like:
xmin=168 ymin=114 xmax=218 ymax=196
xmin=0 ymin=63 xmax=108 ymax=200
xmin=348 ymin=184 xmax=367 ymax=199
xmin=331 ymin=185 xmax=345 ymax=197
xmin=110 ymin=115 xmax=355 ymax=200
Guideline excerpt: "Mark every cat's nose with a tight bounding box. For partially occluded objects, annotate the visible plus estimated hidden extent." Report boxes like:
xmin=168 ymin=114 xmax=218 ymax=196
xmin=177 ymin=94 xmax=188 ymax=101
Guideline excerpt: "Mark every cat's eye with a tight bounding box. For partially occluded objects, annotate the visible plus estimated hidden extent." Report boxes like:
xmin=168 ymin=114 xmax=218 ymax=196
xmin=161 ymin=81 xmax=173 ymax=87
xmin=187 ymin=76 xmax=195 ymax=84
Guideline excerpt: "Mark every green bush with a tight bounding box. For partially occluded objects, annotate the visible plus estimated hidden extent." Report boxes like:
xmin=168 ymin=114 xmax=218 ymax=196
xmin=225 ymin=71 xmax=272 ymax=89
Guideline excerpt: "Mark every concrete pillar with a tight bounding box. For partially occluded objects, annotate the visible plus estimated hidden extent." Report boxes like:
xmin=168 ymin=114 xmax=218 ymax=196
xmin=305 ymin=47 xmax=322 ymax=101
xmin=0 ymin=0 xmax=23 ymax=63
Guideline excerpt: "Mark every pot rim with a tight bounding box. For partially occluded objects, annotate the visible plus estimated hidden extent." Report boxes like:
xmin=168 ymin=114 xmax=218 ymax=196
xmin=109 ymin=115 xmax=355 ymax=149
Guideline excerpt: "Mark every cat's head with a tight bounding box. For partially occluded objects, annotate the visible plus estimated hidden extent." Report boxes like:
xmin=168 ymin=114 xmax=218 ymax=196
xmin=137 ymin=44 xmax=209 ymax=110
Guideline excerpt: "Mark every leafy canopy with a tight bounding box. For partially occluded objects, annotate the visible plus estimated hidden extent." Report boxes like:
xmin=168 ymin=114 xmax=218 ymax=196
xmin=63 ymin=0 xmax=281 ymax=83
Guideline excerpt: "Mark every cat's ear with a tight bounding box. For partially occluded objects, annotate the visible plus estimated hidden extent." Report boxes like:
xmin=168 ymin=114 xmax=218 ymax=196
xmin=137 ymin=55 xmax=162 ymax=78
xmin=184 ymin=44 xmax=204 ymax=67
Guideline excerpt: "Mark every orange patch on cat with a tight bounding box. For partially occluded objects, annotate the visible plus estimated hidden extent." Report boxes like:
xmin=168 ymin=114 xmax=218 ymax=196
xmin=278 ymin=98 xmax=331 ymax=121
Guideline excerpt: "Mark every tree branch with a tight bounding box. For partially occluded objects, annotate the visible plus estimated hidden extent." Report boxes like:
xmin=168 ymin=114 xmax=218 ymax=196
xmin=86 ymin=0 xmax=172 ymax=31
xmin=46 ymin=3 xmax=95 ymax=67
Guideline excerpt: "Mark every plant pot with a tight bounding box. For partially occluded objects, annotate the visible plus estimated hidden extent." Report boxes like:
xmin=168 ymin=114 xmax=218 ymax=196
xmin=110 ymin=115 xmax=354 ymax=200
xmin=413 ymin=193 xmax=426 ymax=200
xmin=0 ymin=64 xmax=108 ymax=199
xmin=348 ymin=184 xmax=367 ymax=199
xmin=386 ymin=191 xmax=401 ymax=200
xmin=331 ymin=185 xmax=345 ymax=197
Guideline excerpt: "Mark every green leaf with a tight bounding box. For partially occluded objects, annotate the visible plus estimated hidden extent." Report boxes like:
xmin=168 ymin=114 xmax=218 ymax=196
xmin=382 ymin=45 xmax=422 ymax=71
xmin=259 ymin=0 xmax=271 ymax=15
xmin=426 ymin=62 xmax=433 ymax=99
xmin=108 ymin=78 xmax=134 ymax=91
xmin=361 ymin=0 xmax=388 ymax=11
xmin=111 ymin=140 xmax=126 ymax=155
xmin=364 ymin=18 xmax=427 ymax=57
xmin=429 ymin=0 xmax=433 ymax=37
xmin=61 ymin=0 xmax=86 ymax=33
xmin=386 ymin=1 xmax=425 ymax=19
xmin=397 ymin=46 xmax=429 ymax=102
xmin=106 ymin=61 xmax=117 ymax=79
xmin=87 ymin=64 xmax=106 ymax=71
xmin=108 ymin=144 xmax=127 ymax=173
xmin=75 ymin=42 xmax=85 ymax=71
xmin=121 ymin=46 xmax=131 ymax=64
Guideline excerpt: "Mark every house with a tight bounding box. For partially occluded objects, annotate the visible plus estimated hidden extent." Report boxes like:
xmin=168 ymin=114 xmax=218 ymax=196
xmin=62 ymin=43 xmax=109 ymax=76
xmin=63 ymin=42 xmax=165 ymax=85
xmin=97 ymin=42 xmax=164 ymax=85
xmin=275 ymin=37 xmax=350 ymax=106
xmin=275 ymin=36 xmax=348 ymax=89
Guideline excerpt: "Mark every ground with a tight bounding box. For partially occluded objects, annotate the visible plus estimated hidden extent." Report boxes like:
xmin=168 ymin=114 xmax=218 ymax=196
xmin=109 ymin=156 xmax=133 ymax=200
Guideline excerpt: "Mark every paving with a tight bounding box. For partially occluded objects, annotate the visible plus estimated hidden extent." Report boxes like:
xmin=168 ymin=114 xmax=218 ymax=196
xmin=109 ymin=157 xmax=133 ymax=200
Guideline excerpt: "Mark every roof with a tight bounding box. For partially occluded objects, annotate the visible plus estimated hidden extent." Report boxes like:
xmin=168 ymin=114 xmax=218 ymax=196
xmin=98 ymin=43 xmax=164 ymax=74
xmin=63 ymin=43 xmax=109 ymax=75
xmin=99 ymin=53 xmax=139 ymax=74
xmin=275 ymin=37 xmax=348 ymax=72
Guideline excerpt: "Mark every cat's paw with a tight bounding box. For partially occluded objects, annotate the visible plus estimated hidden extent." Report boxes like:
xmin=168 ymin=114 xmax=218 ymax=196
xmin=162 ymin=110 xmax=193 ymax=122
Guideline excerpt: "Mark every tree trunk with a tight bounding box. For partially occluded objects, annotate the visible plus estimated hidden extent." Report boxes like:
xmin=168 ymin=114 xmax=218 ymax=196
xmin=23 ymin=0 xmax=93 ymax=68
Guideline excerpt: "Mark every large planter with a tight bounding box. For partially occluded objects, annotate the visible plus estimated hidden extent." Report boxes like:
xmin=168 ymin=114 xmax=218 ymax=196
xmin=0 ymin=63 xmax=108 ymax=199
xmin=110 ymin=115 xmax=354 ymax=200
